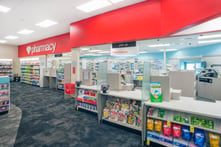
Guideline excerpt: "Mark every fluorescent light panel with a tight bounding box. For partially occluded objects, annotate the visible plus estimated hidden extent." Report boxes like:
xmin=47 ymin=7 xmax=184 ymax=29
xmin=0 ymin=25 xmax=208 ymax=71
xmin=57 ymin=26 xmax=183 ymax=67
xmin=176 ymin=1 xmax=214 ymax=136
xmin=198 ymin=34 xmax=221 ymax=39
xmin=110 ymin=0 xmax=125 ymax=3
xmin=0 ymin=59 xmax=12 ymax=61
xmin=81 ymin=48 xmax=90 ymax=51
xmin=160 ymin=49 xmax=177 ymax=52
xmin=139 ymin=51 xmax=148 ymax=54
xmin=0 ymin=40 xmax=7 ymax=43
xmin=148 ymin=43 xmax=170 ymax=47
xmin=88 ymin=50 xmax=101 ymax=52
xmin=20 ymin=58 xmax=39 ymax=61
xmin=18 ymin=29 xmax=34 ymax=35
xmin=5 ymin=35 xmax=18 ymax=40
xmin=0 ymin=5 xmax=10 ymax=13
xmin=76 ymin=0 xmax=111 ymax=13
xmin=198 ymin=39 xmax=221 ymax=44
xmin=36 ymin=19 xmax=57 ymax=28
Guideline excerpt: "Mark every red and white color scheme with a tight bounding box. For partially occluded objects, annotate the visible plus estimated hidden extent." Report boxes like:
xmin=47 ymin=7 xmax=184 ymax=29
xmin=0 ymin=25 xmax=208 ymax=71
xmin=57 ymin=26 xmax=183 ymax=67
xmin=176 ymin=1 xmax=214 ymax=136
xmin=18 ymin=33 xmax=70 ymax=57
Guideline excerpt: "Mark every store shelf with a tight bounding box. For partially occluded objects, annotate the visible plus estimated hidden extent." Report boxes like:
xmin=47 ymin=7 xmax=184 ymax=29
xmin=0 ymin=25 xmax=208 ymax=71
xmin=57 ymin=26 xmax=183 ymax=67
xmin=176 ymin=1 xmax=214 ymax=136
xmin=77 ymin=106 xmax=97 ymax=113
xmin=76 ymin=85 xmax=100 ymax=91
xmin=147 ymin=115 xmax=221 ymax=134
xmin=76 ymin=97 xmax=97 ymax=105
xmin=147 ymin=137 xmax=172 ymax=147
xmin=102 ymin=118 xmax=141 ymax=131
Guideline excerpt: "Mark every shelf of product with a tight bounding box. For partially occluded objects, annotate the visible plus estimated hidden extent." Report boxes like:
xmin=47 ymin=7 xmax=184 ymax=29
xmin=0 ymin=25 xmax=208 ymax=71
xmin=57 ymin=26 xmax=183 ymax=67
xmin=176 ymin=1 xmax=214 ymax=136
xmin=76 ymin=88 xmax=98 ymax=113
xmin=0 ymin=61 xmax=13 ymax=81
xmin=101 ymin=96 xmax=142 ymax=131
xmin=144 ymin=100 xmax=221 ymax=147
xmin=20 ymin=61 xmax=40 ymax=86
xmin=0 ymin=76 xmax=10 ymax=113
xmin=56 ymin=69 xmax=64 ymax=90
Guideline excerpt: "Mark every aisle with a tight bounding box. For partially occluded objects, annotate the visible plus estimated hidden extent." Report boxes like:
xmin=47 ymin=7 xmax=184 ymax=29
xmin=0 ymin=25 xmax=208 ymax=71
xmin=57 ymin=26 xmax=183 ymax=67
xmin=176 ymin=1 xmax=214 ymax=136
xmin=10 ymin=83 xmax=142 ymax=147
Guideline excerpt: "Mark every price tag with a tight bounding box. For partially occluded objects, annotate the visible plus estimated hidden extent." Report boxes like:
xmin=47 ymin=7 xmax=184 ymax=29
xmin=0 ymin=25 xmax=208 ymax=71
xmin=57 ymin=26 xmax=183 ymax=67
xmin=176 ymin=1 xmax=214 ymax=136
xmin=76 ymin=106 xmax=79 ymax=111
xmin=146 ymin=139 xmax=150 ymax=145
xmin=190 ymin=126 xmax=194 ymax=133
xmin=167 ymin=121 xmax=171 ymax=127
xmin=82 ymin=99 xmax=84 ymax=103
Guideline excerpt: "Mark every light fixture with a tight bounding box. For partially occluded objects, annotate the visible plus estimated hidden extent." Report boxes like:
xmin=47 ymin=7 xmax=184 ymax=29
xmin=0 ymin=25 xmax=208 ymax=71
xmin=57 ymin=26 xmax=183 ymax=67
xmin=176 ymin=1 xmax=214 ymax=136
xmin=0 ymin=40 xmax=7 ymax=43
xmin=76 ymin=0 xmax=111 ymax=13
xmin=148 ymin=43 xmax=170 ymax=47
xmin=0 ymin=5 xmax=10 ymax=13
xmin=99 ymin=51 xmax=110 ymax=53
xmin=81 ymin=48 xmax=90 ymax=51
xmin=0 ymin=59 xmax=12 ymax=61
xmin=5 ymin=35 xmax=18 ymax=40
xmin=198 ymin=39 xmax=221 ymax=44
xmin=36 ymin=19 xmax=57 ymax=28
xmin=88 ymin=50 xmax=102 ymax=52
xmin=18 ymin=29 xmax=34 ymax=35
xmin=139 ymin=51 xmax=148 ymax=54
xmin=110 ymin=0 xmax=124 ymax=3
xmin=198 ymin=34 xmax=221 ymax=39
xmin=160 ymin=49 xmax=177 ymax=52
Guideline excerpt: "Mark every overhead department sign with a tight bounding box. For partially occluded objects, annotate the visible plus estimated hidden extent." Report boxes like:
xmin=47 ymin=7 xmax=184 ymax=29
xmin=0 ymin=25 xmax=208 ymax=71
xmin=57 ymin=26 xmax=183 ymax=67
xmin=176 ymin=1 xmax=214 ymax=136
xmin=26 ymin=43 xmax=56 ymax=55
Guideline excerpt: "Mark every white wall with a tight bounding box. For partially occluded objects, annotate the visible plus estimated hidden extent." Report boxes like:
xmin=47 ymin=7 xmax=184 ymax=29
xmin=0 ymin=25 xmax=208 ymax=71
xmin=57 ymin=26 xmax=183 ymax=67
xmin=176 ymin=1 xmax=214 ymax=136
xmin=0 ymin=44 xmax=19 ymax=75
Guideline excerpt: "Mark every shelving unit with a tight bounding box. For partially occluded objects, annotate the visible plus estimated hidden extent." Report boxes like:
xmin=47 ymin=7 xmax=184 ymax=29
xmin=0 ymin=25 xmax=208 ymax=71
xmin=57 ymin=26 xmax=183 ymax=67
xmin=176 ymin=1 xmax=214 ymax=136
xmin=0 ymin=60 xmax=13 ymax=81
xmin=20 ymin=61 xmax=40 ymax=86
xmin=98 ymin=90 xmax=142 ymax=131
xmin=0 ymin=76 xmax=10 ymax=113
xmin=142 ymin=97 xmax=221 ymax=147
xmin=56 ymin=68 xmax=64 ymax=90
xmin=75 ymin=85 xmax=100 ymax=113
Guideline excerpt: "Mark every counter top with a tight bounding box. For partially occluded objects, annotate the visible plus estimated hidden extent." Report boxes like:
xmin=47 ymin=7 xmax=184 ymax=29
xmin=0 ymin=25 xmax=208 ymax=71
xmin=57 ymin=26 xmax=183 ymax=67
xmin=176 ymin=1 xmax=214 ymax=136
xmin=76 ymin=85 xmax=100 ymax=91
xmin=145 ymin=97 xmax=221 ymax=119
xmin=100 ymin=89 xmax=142 ymax=101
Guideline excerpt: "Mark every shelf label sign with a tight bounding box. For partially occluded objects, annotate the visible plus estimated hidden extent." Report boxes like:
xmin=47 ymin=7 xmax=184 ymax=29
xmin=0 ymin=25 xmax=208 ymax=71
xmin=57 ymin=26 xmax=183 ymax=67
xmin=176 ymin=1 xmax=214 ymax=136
xmin=190 ymin=126 xmax=194 ymax=133
xmin=26 ymin=43 xmax=56 ymax=55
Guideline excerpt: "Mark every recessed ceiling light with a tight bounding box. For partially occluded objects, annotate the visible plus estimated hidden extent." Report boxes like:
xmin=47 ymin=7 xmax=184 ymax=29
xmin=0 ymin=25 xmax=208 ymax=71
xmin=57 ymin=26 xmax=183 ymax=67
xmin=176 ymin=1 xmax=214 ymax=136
xmin=18 ymin=29 xmax=34 ymax=35
xmin=0 ymin=5 xmax=10 ymax=13
xmin=139 ymin=51 xmax=148 ymax=54
xmin=110 ymin=0 xmax=125 ymax=3
xmin=198 ymin=34 xmax=221 ymax=39
xmin=81 ymin=48 xmax=90 ymax=51
xmin=198 ymin=39 xmax=221 ymax=44
xmin=148 ymin=43 xmax=170 ymax=47
xmin=76 ymin=0 xmax=111 ymax=13
xmin=160 ymin=49 xmax=177 ymax=52
xmin=5 ymin=35 xmax=18 ymax=40
xmin=88 ymin=50 xmax=102 ymax=52
xmin=99 ymin=51 xmax=110 ymax=53
xmin=36 ymin=19 xmax=57 ymax=28
xmin=0 ymin=40 xmax=7 ymax=43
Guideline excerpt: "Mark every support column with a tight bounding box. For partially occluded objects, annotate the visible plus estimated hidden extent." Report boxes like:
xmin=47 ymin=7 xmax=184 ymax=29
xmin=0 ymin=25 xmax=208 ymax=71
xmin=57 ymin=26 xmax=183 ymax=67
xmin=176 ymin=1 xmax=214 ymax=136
xmin=71 ymin=48 xmax=80 ymax=84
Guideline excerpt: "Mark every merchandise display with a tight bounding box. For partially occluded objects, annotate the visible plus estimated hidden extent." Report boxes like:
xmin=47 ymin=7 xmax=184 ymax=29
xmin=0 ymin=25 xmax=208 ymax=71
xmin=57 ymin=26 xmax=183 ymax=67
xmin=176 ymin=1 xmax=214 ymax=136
xmin=20 ymin=61 xmax=40 ymax=86
xmin=0 ymin=60 xmax=13 ymax=81
xmin=56 ymin=68 xmax=64 ymax=90
xmin=102 ymin=96 xmax=142 ymax=129
xmin=150 ymin=82 xmax=162 ymax=103
xmin=0 ymin=76 xmax=10 ymax=112
xmin=76 ymin=88 xmax=98 ymax=113
xmin=144 ymin=101 xmax=221 ymax=147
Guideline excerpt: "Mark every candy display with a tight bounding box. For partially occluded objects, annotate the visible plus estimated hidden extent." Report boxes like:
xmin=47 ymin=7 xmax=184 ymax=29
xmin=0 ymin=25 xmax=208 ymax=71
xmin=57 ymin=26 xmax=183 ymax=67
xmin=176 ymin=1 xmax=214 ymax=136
xmin=0 ymin=77 xmax=10 ymax=113
xmin=163 ymin=121 xmax=172 ymax=136
xmin=147 ymin=119 xmax=154 ymax=131
xmin=194 ymin=129 xmax=205 ymax=147
xmin=102 ymin=97 xmax=141 ymax=128
xmin=154 ymin=120 xmax=162 ymax=132
xmin=209 ymin=133 xmax=220 ymax=147
xmin=77 ymin=102 xmax=97 ymax=112
xmin=191 ymin=116 xmax=214 ymax=129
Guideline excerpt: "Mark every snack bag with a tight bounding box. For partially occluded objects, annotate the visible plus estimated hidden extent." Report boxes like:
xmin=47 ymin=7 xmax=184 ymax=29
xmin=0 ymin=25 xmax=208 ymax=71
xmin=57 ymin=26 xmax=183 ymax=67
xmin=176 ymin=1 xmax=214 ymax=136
xmin=147 ymin=119 xmax=154 ymax=131
xmin=148 ymin=108 xmax=154 ymax=116
xmin=103 ymin=108 xmax=109 ymax=119
xmin=182 ymin=126 xmax=192 ymax=141
xmin=209 ymin=133 xmax=220 ymax=147
xmin=163 ymin=121 xmax=172 ymax=136
xmin=172 ymin=124 xmax=181 ymax=138
xmin=194 ymin=129 xmax=205 ymax=147
xmin=154 ymin=120 xmax=162 ymax=132
xmin=127 ymin=114 xmax=135 ymax=125
xmin=118 ymin=111 xmax=127 ymax=123
xmin=158 ymin=109 xmax=165 ymax=118
xmin=110 ymin=109 xmax=118 ymax=121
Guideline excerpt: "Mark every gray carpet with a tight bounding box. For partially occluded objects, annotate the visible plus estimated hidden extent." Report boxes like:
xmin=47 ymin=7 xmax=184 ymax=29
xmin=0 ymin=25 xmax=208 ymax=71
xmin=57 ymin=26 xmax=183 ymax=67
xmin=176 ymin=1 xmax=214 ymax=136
xmin=0 ymin=104 xmax=22 ymax=147
xmin=10 ymin=82 xmax=143 ymax=147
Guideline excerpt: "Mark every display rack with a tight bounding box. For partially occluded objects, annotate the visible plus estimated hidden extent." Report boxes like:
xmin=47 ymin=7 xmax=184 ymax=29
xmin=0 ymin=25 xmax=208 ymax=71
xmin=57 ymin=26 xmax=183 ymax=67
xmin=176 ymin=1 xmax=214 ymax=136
xmin=20 ymin=61 xmax=40 ymax=86
xmin=56 ymin=68 xmax=64 ymax=90
xmin=98 ymin=90 xmax=142 ymax=131
xmin=0 ymin=76 xmax=10 ymax=112
xmin=75 ymin=85 xmax=100 ymax=113
xmin=0 ymin=60 xmax=13 ymax=81
xmin=142 ymin=97 xmax=221 ymax=147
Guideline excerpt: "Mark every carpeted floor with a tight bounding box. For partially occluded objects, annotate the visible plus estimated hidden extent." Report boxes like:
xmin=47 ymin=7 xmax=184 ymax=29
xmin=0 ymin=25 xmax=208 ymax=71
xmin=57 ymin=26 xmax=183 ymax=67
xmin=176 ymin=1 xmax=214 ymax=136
xmin=10 ymin=82 xmax=143 ymax=147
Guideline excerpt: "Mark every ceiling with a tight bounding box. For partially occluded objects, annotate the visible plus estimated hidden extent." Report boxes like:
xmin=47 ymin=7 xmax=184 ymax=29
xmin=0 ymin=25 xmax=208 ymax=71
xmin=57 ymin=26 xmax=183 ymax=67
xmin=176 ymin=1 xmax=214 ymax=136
xmin=0 ymin=0 xmax=145 ymax=45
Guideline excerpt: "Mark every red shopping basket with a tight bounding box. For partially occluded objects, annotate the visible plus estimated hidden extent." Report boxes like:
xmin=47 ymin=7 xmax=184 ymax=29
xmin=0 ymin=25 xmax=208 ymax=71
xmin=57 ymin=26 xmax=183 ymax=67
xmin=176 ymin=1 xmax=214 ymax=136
xmin=65 ymin=83 xmax=75 ymax=94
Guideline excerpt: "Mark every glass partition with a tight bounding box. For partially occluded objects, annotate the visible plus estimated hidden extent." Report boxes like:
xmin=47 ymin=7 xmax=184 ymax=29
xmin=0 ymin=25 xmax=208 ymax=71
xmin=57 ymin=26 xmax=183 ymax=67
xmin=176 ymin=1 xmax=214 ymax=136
xmin=97 ymin=62 xmax=108 ymax=87
xmin=142 ymin=62 xmax=151 ymax=103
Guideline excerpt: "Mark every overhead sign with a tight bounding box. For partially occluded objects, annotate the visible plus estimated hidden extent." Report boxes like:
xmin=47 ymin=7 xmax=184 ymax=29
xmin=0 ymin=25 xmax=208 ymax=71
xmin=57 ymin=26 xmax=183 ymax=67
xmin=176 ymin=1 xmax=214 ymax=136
xmin=54 ymin=53 xmax=63 ymax=57
xmin=111 ymin=41 xmax=138 ymax=56
xmin=26 ymin=43 xmax=56 ymax=55
xmin=18 ymin=33 xmax=70 ymax=57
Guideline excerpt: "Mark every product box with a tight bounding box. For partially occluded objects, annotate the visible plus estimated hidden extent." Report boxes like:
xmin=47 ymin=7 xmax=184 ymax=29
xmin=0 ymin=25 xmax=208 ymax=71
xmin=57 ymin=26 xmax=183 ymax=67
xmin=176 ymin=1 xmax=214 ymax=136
xmin=150 ymin=82 xmax=162 ymax=102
